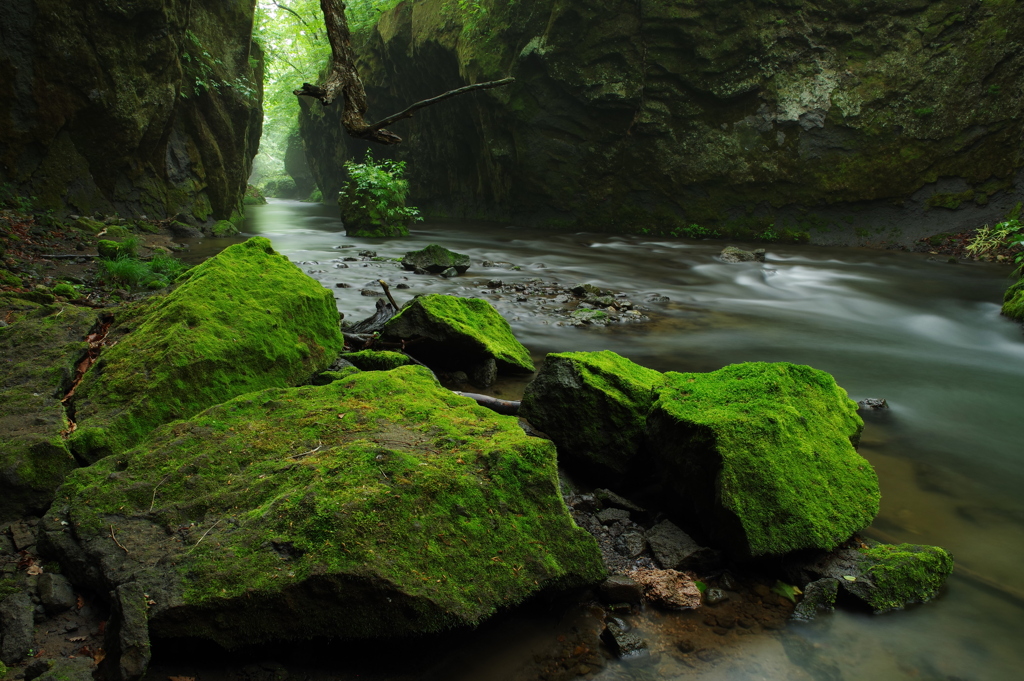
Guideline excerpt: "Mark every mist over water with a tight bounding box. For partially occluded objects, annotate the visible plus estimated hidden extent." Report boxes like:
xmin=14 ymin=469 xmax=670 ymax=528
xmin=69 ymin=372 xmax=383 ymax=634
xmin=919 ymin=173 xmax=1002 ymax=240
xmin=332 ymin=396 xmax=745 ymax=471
xmin=189 ymin=199 xmax=1024 ymax=680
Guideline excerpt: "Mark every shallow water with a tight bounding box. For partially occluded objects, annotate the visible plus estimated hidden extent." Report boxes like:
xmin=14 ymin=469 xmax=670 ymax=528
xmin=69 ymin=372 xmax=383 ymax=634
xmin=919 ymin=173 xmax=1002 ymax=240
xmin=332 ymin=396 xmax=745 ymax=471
xmin=181 ymin=200 xmax=1024 ymax=680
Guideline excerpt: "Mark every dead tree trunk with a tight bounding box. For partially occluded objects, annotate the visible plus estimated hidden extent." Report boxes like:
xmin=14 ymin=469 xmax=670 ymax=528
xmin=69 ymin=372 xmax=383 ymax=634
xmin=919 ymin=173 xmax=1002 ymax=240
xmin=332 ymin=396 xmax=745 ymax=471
xmin=294 ymin=0 xmax=513 ymax=144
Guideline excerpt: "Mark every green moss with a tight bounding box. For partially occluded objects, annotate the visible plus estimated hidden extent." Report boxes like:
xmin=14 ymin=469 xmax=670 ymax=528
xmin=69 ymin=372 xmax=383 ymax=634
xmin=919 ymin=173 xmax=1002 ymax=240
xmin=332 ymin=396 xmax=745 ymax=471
xmin=210 ymin=220 xmax=240 ymax=237
xmin=1002 ymin=279 xmax=1024 ymax=322
xmin=1 ymin=271 xmax=24 ymax=287
xmin=72 ymin=217 xmax=105 ymax=235
xmin=856 ymin=543 xmax=954 ymax=612
xmin=105 ymin=225 xmax=131 ymax=238
xmin=569 ymin=309 xmax=610 ymax=325
xmin=68 ymin=237 xmax=344 ymax=461
xmin=51 ymin=283 xmax=77 ymax=297
xmin=340 ymin=350 xmax=413 ymax=371
xmin=55 ymin=366 xmax=604 ymax=646
xmin=520 ymin=351 xmax=665 ymax=478
xmin=927 ymin=190 xmax=975 ymax=210
xmin=401 ymin=244 xmax=471 ymax=274
xmin=649 ymin=362 xmax=877 ymax=557
xmin=381 ymin=294 xmax=534 ymax=374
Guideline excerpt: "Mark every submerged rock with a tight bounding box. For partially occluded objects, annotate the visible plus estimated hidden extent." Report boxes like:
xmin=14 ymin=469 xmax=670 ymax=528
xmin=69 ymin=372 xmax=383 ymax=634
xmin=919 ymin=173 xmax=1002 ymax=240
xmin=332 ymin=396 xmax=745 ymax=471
xmin=67 ymin=237 xmax=344 ymax=462
xmin=647 ymin=362 xmax=877 ymax=557
xmin=791 ymin=578 xmax=839 ymax=622
xmin=401 ymin=244 xmax=471 ymax=274
xmin=380 ymin=294 xmax=534 ymax=375
xmin=601 ymin=619 xmax=649 ymax=659
xmin=520 ymin=351 xmax=664 ymax=479
xmin=0 ymin=296 xmax=100 ymax=520
xmin=719 ymin=246 xmax=766 ymax=263
xmin=43 ymin=366 xmax=604 ymax=656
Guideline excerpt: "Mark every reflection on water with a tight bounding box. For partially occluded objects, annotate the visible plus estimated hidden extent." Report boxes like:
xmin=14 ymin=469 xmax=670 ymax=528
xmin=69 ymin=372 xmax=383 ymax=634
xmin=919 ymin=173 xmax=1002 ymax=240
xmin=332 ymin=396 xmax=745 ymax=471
xmin=190 ymin=200 xmax=1024 ymax=680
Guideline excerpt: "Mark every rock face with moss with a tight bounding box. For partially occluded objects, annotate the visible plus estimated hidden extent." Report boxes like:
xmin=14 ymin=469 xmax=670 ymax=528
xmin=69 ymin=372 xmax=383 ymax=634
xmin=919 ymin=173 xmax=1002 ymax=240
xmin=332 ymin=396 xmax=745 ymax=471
xmin=0 ymin=1 xmax=262 ymax=223
xmin=520 ymin=351 xmax=664 ymax=478
xmin=647 ymin=362 xmax=877 ymax=558
xmin=43 ymin=366 xmax=604 ymax=654
xmin=300 ymin=0 xmax=1023 ymax=245
xmin=1002 ymin=279 xmax=1024 ymax=322
xmin=0 ymin=296 xmax=99 ymax=520
xmin=380 ymin=294 xmax=535 ymax=376
xmin=402 ymin=244 xmax=471 ymax=274
xmin=67 ymin=237 xmax=344 ymax=462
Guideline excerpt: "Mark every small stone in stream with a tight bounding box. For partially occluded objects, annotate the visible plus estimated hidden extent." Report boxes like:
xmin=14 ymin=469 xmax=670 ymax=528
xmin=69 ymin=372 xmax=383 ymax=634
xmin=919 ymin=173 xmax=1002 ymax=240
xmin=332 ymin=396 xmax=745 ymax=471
xmin=644 ymin=294 xmax=669 ymax=303
xmin=402 ymin=244 xmax=471 ymax=274
xmin=38 ymin=573 xmax=76 ymax=614
xmin=601 ymin=620 xmax=649 ymax=659
xmin=646 ymin=520 xmax=721 ymax=572
xmin=594 ymin=489 xmax=646 ymax=514
xmin=396 ymin=283 xmax=411 ymax=289
xmin=720 ymin=246 xmax=763 ymax=263
xmin=704 ymin=588 xmax=728 ymax=605
xmin=359 ymin=289 xmax=379 ymax=296
xmin=335 ymin=263 xmax=348 ymax=268
xmin=335 ymin=282 xmax=350 ymax=288
xmin=440 ymin=267 xmax=458 ymax=278
xmin=600 ymin=576 xmax=644 ymax=604
xmin=791 ymin=578 xmax=839 ymax=622
xmin=469 ymin=358 xmax=498 ymax=388
xmin=857 ymin=398 xmax=889 ymax=411
xmin=597 ymin=508 xmax=631 ymax=525
xmin=358 ymin=250 xmax=376 ymax=258
xmin=449 ymin=371 xmax=469 ymax=384
xmin=343 ymin=257 xmax=358 ymax=261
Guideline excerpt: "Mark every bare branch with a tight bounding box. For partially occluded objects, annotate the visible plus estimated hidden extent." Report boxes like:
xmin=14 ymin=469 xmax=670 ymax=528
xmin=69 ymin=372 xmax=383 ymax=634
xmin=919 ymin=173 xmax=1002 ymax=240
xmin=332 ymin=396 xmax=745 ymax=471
xmin=363 ymin=78 xmax=516 ymax=134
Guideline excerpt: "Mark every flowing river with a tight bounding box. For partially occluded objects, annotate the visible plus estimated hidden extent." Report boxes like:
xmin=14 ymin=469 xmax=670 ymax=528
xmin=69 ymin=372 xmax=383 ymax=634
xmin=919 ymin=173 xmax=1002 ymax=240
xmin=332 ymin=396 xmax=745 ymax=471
xmin=167 ymin=199 xmax=1024 ymax=681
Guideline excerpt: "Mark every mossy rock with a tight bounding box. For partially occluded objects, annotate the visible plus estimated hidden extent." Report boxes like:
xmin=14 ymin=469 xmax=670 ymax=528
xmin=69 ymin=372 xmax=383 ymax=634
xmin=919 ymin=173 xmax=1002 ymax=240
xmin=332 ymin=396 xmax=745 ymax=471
xmin=52 ymin=283 xmax=77 ymax=298
xmin=97 ymin=239 xmax=136 ymax=260
xmin=380 ymin=294 xmax=534 ymax=375
xmin=45 ymin=366 xmax=605 ymax=648
xmin=72 ymin=217 xmax=105 ymax=235
xmin=0 ymin=298 xmax=99 ymax=521
xmin=520 ymin=351 xmax=664 ymax=479
xmin=339 ymin=350 xmax=413 ymax=371
xmin=647 ymin=362 xmax=876 ymax=558
xmin=338 ymin=181 xmax=412 ymax=238
xmin=210 ymin=220 xmax=240 ymax=237
xmin=67 ymin=237 xmax=344 ymax=462
xmin=1002 ymin=279 xmax=1024 ymax=322
xmin=401 ymin=244 xmax=471 ymax=274
xmin=105 ymin=225 xmax=131 ymax=238
xmin=243 ymin=184 xmax=267 ymax=206
xmin=0 ymin=271 xmax=24 ymax=287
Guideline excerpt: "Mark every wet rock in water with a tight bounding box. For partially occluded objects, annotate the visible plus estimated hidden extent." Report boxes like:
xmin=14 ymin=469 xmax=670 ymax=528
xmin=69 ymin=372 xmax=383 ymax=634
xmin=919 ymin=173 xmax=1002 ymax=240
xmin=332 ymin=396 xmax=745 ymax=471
xmin=469 ymin=357 xmax=498 ymax=388
xmin=857 ymin=397 xmax=889 ymax=411
xmin=440 ymin=267 xmax=459 ymax=278
xmin=645 ymin=520 xmax=721 ymax=573
xmin=41 ymin=367 xmax=604 ymax=657
xmin=37 ymin=573 xmax=75 ymax=615
xmin=0 ymin=295 xmax=100 ymax=520
xmin=167 ymin=221 xmax=203 ymax=239
xmin=520 ymin=351 xmax=664 ymax=481
xmin=791 ymin=578 xmax=839 ymax=622
xmin=401 ymin=244 xmax=471 ymax=274
xmin=379 ymin=294 xmax=534 ymax=376
xmin=801 ymin=542 xmax=953 ymax=613
xmin=569 ymin=308 xmax=609 ymax=326
xmin=339 ymin=350 xmax=412 ymax=372
xmin=67 ymin=237 xmax=344 ymax=463
xmin=359 ymin=288 xmax=380 ymax=296
xmin=601 ymin=619 xmax=649 ymax=659
xmin=599 ymin=575 xmax=644 ymax=604
xmin=647 ymin=362 xmax=877 ymax=558
xmin=719 ymin=246 xmax=765 ymax=263
xmin=627 ymin=568 xmax=702 ymax=610
xmin=358 ymin=250 xmax=377 ymax=258
xmin=703 ymin=587 xmax=728 ymax=605
xmin=0 ymin=592 xmax=34 ymax=664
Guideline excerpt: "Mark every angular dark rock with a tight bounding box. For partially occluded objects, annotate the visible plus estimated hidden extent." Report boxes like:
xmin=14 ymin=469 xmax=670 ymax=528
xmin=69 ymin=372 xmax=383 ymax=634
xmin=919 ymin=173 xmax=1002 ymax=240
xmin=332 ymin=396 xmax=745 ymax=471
xmin=0 ymin=592 xmax=34 ymax=665
xmin=601 ymin=619 xmax=649 ymax=659
xmin=791 ymin=578 xmax=839 ymax=622
xmin=599 ymin=575 xmax=644 ymax=604
xmin=645 ymin=521 xmax=720 ymax=573
xmin=597 ymin=508 xmax=631 ymax=525
xmin=37 ymin=573 xmax=75 ymax=615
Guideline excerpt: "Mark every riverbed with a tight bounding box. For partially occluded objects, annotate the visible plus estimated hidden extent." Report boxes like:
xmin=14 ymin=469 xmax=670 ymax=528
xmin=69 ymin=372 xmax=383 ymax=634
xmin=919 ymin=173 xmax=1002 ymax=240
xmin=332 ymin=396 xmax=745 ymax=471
xmin=167 ymin=199 xmax=1024 ymax=681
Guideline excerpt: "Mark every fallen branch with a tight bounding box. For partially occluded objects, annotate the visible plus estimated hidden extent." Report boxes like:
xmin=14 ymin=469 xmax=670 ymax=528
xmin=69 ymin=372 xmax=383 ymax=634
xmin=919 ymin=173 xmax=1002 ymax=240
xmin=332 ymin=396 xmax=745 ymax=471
xmin=377 ymin=279 xmax=399 ymax=310
xmin=362 ymin=78 xmax=515 ymax=135
xmin=453 ymin=392 xmax=521 ymax=416
xmin=110 ymin=525 xmax=129 ymax=556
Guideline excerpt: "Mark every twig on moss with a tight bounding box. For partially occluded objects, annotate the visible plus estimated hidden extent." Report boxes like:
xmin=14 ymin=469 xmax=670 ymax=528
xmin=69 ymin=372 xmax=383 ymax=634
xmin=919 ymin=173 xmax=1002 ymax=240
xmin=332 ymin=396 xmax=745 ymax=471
xmin=110 ymin=525 xmax=129 ymax=556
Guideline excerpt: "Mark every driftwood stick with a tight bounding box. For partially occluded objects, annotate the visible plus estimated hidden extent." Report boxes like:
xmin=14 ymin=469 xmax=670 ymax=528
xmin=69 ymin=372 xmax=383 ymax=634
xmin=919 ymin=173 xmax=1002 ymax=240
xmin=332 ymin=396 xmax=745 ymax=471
xmin=362 ymin=78 xmax=516 ymax=133
xmin=378 ymin=279 xmax=399 ymax=310
xmin=453 ymin=392 xmax=521 ymax=416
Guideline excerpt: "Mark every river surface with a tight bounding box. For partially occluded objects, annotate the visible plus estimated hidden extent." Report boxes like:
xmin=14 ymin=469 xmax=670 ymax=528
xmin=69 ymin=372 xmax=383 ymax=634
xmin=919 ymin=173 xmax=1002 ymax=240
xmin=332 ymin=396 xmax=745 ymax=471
xmin=175 ymin=200 xmax=1024 ymax=681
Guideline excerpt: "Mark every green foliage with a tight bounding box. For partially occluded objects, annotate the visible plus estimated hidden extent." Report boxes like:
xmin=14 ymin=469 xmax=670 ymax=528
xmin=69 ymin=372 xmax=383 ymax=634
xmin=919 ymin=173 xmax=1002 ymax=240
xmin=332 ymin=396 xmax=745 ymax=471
xmin=676 ymin=223 xmax=722 ymax=240
xmin=0 ymin=183 xmax=35 ymax=211
xmin=913 ymin=106 xmax=935 ymax=117
xmin=180 ymin=30 xmax=258 ymax=100
xmin=97 ymin=246 xmax=190 ymax=291
xmin=339 ymin=151 xmax=422 ymax=236
xmin=965 ymin=219 xmax=1024 ymax=264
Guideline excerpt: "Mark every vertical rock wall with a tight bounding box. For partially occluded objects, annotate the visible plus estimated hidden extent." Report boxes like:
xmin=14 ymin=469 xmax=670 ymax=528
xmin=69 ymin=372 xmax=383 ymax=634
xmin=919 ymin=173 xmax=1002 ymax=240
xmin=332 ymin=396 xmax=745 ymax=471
xmin=0 ymin=0 xmax=262 ymax=223
xmin=300 ymin=0 xmax=1024 ymax=245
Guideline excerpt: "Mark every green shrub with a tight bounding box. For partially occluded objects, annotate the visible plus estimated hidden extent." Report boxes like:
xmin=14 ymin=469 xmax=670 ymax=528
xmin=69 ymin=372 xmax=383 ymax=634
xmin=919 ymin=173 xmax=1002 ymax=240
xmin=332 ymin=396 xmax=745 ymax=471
xmin=149 ymin=250 xmax=191 ymax=279
xmin=965 ymin=219 xmax=1024 ymax=265
xmin=98 ymin=257 xmax=150 ymax=288
xmin=338 ymin=151 xmax=422 ymax=237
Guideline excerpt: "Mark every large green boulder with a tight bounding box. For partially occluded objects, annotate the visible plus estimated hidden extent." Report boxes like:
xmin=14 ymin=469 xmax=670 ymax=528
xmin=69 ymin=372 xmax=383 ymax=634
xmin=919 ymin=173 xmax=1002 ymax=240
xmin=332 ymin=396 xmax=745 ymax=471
xmin=380 ymin=294 xmax=534 ymax=375
xmin=401 ymin=244 xmax=471 ymax=274
xmin=67 ymin=237 xmax=344 ymax=462
xmin=647 ymin=362 xmax=876 ymax=558
xmin=43 ymin=366 xmax=604 ymax=651
xmin=520 ymin=351 xmax=664 ymax=477
xmin=1002 ymin=279 xmax=1024 ymax=322
xmin=0 ymin=296 xmax=99 ymax=520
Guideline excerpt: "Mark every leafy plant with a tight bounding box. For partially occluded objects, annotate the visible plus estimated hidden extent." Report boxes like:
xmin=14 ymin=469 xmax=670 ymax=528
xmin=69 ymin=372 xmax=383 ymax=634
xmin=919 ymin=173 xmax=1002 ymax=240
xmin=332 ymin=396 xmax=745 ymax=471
xmin=340 ymin=150 xmax=422 ymax=234
xmin=965 ymin=219 xmax=1024 ymax=259
xmin=680 ymin=223 xmax=722 ymax=239
xmin=98 ymin=250 xmax=190 ymax=290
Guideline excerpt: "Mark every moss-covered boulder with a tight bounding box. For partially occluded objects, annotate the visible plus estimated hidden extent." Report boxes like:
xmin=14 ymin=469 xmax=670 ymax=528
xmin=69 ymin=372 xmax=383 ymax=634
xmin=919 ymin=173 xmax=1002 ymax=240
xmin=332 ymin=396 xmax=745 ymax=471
xmin=43 ymin=366 xmax=604 ymax=652
xmin=0 ymin=296 xmax=99 ymax=520
xmin=1002 ymin=279 xmax=1024 ymax=322
xmin=210 ymin=220 xmax=240 ymax=237
xmin=96 ymin=239 xmax=137 ymax=260
xmin=339 ymin=349 xmax=413 ymax=371
xmin=520 ymin=351 xmax=664 ymax=478
xmin=402 ymin=244 xmax=471 ymax=274
xmin=803 ymin=542 xmax=953 ymax=614
xmin=647 ymin=362 xmax=877 ymax=558
xmin=380 ymin=294 xmax=534 ymax=375
xmin=67 ymin=237 xmax=344 ymax=462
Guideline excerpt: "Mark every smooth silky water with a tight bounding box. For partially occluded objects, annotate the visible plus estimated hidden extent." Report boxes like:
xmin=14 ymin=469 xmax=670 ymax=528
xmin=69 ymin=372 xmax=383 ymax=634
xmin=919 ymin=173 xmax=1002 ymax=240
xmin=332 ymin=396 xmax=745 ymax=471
xmin=182 ymin=199 xmax=1024 ymax=680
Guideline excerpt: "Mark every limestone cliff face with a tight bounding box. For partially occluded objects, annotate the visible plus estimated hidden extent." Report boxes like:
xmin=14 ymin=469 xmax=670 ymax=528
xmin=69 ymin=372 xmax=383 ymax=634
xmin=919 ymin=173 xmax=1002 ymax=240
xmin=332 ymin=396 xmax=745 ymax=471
xmin=0 ymin=0 xmax=262 ymax=222
xmin=300 ymin=0 xmax=1024 ymax=244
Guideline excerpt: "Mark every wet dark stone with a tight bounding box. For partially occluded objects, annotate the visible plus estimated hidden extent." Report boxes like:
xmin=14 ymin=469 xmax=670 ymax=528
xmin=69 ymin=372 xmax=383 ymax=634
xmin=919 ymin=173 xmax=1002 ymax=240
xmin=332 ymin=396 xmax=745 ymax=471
xmin=645 ymin=520 xmax=721 ymax=572
xmin=0 ymin=592 xmax=34 ymax=664
xmin=857 ymin=398 xmax=889 ymax=411
xmin=469 ymin=358 xmax=497 ymax=388
xmin=599 ymin=575 xmax=644 ymax=604
xmin=791 ymin=578 xmax=839 ymax=622
xmin=597 ymin=508 xmax=630 ymax=525
xmin=38 ymin=573 xmax=75 ymax=615
xmin=601 ymin=620 xmax=649 ymax=659
xmin=614 ymin=530 xmax=647 ymax=558
xmin=593 ymin=488 xmax=645 ymax=514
